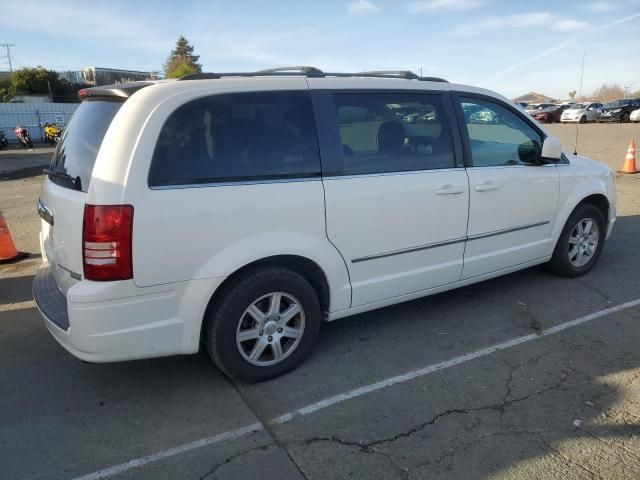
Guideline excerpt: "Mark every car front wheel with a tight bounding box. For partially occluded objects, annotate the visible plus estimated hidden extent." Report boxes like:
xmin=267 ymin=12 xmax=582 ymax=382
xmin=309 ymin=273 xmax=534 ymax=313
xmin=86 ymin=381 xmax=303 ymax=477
xmin=547 ymin=203 xmax=606 ymax=278
xmin=204 ymin=267 xmax=321 ymax=382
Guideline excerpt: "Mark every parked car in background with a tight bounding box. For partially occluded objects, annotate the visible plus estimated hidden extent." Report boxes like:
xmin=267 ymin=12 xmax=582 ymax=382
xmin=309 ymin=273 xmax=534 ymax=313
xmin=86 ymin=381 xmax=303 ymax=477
xmin=561 ymin=102 xmax=603 ymax=123
xmin=598 ymin=98 xmax=640 ymax=123
xmin=33 ymin=68 xmax=617 ymax=382
xmin=525 ymin=103 xmax=562 ymax=123
xmin=629 ymin=108 xmax=640 ymax=123
xmin=516 ymin=101 xmax=528 ymax=109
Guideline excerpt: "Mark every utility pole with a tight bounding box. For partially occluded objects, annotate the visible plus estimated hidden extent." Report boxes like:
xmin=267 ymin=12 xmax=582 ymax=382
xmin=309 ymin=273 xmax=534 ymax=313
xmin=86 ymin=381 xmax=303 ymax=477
xmin=0 ymin=44 xmax=15 ymax=72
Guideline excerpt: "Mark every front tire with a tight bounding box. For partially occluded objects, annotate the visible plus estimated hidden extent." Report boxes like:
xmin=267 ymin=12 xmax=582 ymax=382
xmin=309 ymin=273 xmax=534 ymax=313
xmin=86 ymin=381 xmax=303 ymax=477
xmin=204 ymin=267 xmax=321 ymax=382
xmin=547 ymin=203 xmax=606 ymax=278
xmin=579 ymin=116 xmax=586 ymax=124
xmin=622 ymin=113 xmax=630 ymax=123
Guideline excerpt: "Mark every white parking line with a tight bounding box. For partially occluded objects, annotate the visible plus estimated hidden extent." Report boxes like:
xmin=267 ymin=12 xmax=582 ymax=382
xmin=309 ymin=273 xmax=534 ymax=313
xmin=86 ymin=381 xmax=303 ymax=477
xmin=271 ymin=297 xmax=640 ymax=424
xmin=71 ymin=423 xmax=264 ymax=480
xmin=71 ymin=298 xmax=640 ymax=480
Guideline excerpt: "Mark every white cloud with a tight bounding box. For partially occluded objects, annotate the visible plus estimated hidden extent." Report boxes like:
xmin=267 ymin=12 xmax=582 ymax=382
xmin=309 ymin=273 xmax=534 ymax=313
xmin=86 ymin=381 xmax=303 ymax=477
xmin=489 ymin=11 xmax=640 ymax=81
xmin=552 ymin=20 xmax=590 ymax=31
xmin=586 ymin=1 xmax=617 ymax=12
xmin=347 ymin=0 xmax=380 ymax=15
xmin=407 ymin=0 xmax=483 ymax=13
xmin=452 ymin=12 xmax=552 ymax=36
xmin=452 ymin=13 xmax=591 ymax=36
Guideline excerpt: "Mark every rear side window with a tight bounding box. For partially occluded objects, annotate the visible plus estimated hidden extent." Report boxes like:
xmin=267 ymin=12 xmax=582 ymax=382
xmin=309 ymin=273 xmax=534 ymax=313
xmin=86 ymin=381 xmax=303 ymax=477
xmin=332 ymin=93 xmax=455 ymax=176
xmin=149 ymin=91 xmax=320 ymax=187
xmin=48 ymin=100 xmax=122 ymax=192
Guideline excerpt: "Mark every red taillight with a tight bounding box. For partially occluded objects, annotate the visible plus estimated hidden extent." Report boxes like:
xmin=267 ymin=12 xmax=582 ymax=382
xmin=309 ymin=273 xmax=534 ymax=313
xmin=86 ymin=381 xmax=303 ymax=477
xmin=83 ymin=205 xmax=134 ymax=281
xmin=78 ymin=89 xmax=87 ymax=100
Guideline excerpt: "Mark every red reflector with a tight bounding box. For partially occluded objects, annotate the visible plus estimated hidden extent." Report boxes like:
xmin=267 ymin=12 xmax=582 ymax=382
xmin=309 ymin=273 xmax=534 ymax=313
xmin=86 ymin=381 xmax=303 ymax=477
xmin=83 ymin=205 xmax=133 ymax=281
xmin=78 ymin=89 xmax=88 ymax=100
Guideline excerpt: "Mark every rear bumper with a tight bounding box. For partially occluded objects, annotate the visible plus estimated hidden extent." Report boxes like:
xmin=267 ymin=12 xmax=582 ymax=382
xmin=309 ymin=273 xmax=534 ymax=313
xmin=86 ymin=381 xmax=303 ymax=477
xmin=33 ymin=262 xmax=225 ymax=362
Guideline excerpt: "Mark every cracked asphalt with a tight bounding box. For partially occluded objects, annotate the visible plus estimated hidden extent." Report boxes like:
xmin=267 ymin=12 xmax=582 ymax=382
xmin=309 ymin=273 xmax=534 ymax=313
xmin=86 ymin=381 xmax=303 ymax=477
xmin=1 ymin=124 xmax=640 ymax=480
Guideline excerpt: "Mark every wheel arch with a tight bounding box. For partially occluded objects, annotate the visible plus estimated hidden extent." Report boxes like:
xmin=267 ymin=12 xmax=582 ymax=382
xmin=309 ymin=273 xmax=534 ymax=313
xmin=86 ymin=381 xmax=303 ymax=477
xmin=203 ymin=255 xmax=332 ymax=331
xmin=577 ymin=193 xmax=609 ymax=224
xmin=551 ymin=187 xmax=611 ymax=252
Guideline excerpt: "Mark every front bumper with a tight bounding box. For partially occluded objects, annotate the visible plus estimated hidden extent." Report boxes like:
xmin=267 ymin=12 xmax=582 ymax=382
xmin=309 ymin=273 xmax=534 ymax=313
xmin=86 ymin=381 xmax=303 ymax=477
xmin=33 ymin=262 xmax=225 ymax=362
xmin=598 ymin=112 xmax=623 ymax=122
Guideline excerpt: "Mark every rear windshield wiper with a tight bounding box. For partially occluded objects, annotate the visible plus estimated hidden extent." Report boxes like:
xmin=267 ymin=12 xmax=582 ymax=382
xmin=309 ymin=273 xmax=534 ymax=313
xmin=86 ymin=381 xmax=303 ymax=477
xmin=43 ymin=168 xmax=82 ymax=191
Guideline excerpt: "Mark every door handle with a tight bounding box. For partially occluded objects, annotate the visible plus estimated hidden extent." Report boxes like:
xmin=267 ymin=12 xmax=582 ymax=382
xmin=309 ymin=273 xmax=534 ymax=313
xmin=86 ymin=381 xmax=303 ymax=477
xmin=436 ymin=185 xmax=465 ymax=195
xmin=474 ymin=182 xmax=499 ymax=192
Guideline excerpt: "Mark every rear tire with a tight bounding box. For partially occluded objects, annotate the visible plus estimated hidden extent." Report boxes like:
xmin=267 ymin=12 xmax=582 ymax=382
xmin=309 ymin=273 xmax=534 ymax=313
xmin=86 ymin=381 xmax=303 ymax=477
xmin=204 ymin=267 xmax=321 ymax=382
xmin=547 ymin=203 xmax=606 ymax=278
xmin=579 ymin=116 xmax=586 ymax=124
xmin=621 ymin=113 xmax=630 ymax=123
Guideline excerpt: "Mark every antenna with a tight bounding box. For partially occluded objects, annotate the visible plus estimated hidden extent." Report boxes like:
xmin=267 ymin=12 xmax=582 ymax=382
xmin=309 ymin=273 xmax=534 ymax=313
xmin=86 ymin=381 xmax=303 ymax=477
xmin=573 ymin=52 xmax=585 ymax=156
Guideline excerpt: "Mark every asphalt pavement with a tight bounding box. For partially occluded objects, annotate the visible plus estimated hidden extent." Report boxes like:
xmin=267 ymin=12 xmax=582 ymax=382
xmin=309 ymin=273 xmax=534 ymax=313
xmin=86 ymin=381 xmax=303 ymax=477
xmin=1 ymin=128 xmax=639 ymax=480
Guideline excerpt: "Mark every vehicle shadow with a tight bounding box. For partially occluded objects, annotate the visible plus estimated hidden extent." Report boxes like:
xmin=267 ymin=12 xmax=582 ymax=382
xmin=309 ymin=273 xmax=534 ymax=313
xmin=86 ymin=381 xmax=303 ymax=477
xmin=0 ymin=274 xmax=35 ymax=305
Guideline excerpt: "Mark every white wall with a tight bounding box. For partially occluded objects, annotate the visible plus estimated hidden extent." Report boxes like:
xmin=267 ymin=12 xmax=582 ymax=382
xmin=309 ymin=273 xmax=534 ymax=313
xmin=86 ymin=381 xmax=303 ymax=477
xmin=0 ymin=103 xmax=78 ymax=143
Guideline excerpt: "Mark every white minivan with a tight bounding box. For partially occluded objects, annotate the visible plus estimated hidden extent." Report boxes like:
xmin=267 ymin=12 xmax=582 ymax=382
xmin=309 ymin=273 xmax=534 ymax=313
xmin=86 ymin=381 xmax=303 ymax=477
xmin=34 ymin=67 xmax=616 ymax=382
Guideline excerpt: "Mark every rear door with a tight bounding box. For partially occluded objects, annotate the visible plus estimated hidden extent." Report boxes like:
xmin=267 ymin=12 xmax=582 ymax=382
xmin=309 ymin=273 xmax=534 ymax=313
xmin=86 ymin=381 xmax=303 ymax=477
xmin=312 ymin=89 xmax=469 ymax=307
xmin=39 ymin=99 xmax=123 ymax=294
xmin=453 ymin=94 xmax=559 ymax=279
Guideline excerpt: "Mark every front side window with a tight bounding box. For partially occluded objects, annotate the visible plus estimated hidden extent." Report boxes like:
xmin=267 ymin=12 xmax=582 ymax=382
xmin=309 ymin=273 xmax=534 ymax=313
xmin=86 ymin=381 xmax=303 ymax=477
xmin=459 ymin=97 xmax=542 ymax=167
xmin=331 ymin=93 xmax=455 ymax=175
xmin=149 ymin=91 xmax=320 ymax=186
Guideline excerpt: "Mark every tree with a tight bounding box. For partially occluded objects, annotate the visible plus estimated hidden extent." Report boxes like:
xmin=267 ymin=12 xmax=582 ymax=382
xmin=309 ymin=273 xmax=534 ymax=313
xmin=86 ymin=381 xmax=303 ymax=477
xmin=0 ymin=76 xmax=12 ymax=102
xmin=591 ymin=84 xmax=626 ymax=103
xmin=164 ymin=35 xmax=202 ymax=78
xmin=165 ymin=60 xmax=199 ymax=79
xmin=568 ymin=90 xmax=576 ymax=101
xmin=11 ymin=67 xmax=61 ymax=95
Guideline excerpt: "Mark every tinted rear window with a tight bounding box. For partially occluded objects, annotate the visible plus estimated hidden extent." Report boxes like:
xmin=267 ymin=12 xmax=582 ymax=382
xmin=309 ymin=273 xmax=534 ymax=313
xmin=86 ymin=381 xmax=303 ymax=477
xmin=148 ymin=91 xmax=320 ymax=187
xmin=48 ymin=100 xmax=122 ymax=192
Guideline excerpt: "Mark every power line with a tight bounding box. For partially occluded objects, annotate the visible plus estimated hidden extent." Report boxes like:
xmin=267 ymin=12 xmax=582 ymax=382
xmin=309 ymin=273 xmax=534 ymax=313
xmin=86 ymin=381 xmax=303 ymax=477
xmin=0 ymin=44 xmax=15 ymax=72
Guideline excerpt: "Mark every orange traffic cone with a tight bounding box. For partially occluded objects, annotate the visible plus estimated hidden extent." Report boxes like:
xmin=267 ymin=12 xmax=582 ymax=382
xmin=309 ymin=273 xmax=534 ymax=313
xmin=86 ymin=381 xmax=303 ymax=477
xmin=0 ymin=213 xmax=28 ymax=264
xmin=619 ymin=139 xmax=638 ymax=174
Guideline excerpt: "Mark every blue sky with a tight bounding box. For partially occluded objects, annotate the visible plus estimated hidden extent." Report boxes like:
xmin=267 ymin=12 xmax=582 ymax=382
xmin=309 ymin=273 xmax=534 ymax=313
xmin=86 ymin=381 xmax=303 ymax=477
xmin=3 ymin=0 xmax=639 ymax=98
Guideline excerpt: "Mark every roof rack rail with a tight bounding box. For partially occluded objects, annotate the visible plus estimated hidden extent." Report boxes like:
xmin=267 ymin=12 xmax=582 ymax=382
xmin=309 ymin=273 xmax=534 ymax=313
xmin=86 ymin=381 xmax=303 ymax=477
xmin=256 ymin=66 xmax=325 ymax=77
xmin=178 ymin=67 xmax=448 ymax=83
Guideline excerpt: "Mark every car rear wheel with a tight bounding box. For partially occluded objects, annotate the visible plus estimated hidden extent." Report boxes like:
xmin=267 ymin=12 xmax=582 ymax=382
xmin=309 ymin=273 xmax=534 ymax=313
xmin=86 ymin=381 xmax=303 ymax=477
xmin=204 ymin=267 xmax=321 ymax=382
xmin=579 ymin=116 xmax=586 ymax=124
xmin=547 ymin=203 xmax=606 ymax=278
xmin=621 ymin=113 xmax=630 ymax=123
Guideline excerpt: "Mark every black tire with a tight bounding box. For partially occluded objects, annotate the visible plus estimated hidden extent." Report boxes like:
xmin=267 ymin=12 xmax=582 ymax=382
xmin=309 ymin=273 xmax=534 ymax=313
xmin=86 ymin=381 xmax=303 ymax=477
xmin=27 ymin=139 xmax=33 ymax=148
xmin=547 ymin=203 xmax=606 ymax=278
xmin=579 ymin=116 xmax=587 ymax=124
xmin=621 ymin=113 xmax=630 ymax=123
xmin=204 ymin=267 xmax=321 ymax=382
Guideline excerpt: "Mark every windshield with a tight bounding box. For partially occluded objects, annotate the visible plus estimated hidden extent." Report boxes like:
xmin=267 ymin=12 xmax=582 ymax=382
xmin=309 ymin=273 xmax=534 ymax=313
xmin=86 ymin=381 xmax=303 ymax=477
xmin=48 ymin=100 xmax=122 ymax=192
xmin=570 ymin=104 xmax=586 ymax=109
xmin=604 ymin=100 xmax=626 ymax=108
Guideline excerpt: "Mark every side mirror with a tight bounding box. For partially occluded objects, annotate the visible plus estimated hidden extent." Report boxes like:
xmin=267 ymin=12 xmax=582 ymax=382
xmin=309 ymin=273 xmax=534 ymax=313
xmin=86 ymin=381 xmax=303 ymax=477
xmin=541 ymin=136 xmax=563 ymax=161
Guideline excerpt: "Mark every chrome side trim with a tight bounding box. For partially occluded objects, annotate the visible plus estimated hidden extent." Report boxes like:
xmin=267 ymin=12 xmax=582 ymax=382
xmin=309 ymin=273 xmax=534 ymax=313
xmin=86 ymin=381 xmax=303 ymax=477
xmin=323 ymin=167 xmax=465 ymax=181
xmin=351 ymin=221 xmax=550 ymax=263
xmin=466 ymin=221 xmax=550 ymax=241
xmin=351 ymin=237 xmax=467 ymax=263
xmin=149 ymin=176 xmax=321 ymax=190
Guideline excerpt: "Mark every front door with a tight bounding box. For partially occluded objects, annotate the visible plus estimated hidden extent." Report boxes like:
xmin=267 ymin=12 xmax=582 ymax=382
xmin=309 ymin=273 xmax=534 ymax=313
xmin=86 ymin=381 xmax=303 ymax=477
xmin=312 ymin=89 xmax=469 ymax=307
xmin=454 ymin=94 xmax=559 ymax=279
